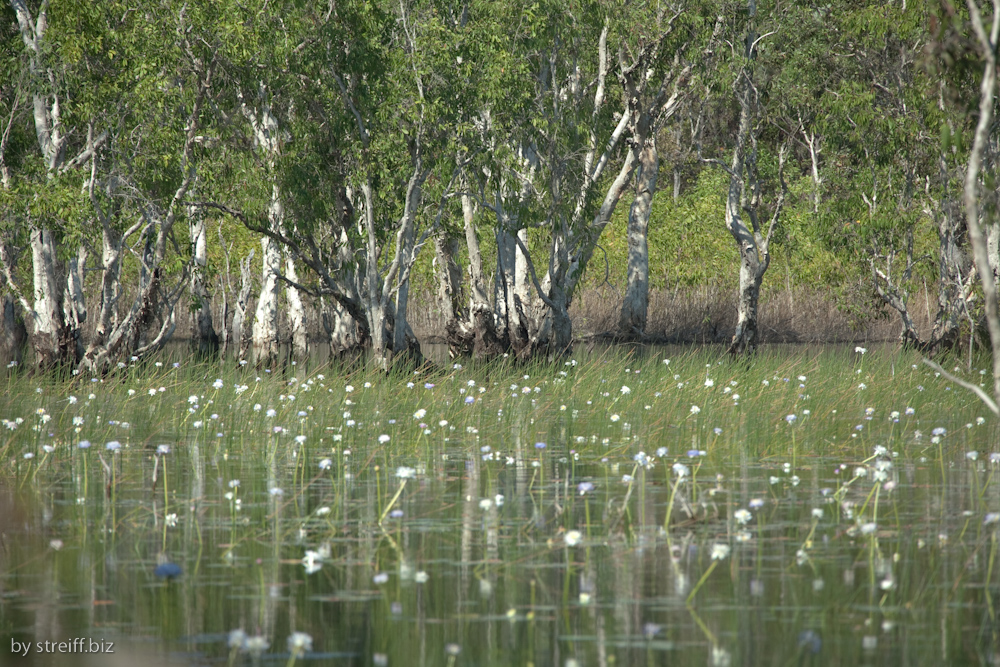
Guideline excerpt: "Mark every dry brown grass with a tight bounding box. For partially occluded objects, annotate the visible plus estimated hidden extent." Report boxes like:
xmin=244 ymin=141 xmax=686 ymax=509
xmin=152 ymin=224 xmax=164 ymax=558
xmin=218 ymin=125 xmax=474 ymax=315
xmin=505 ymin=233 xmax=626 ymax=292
xmin=117 ymin=280 xmax=939 ymax=350
xmin=570 ymin=285 xmax=933 ymax=344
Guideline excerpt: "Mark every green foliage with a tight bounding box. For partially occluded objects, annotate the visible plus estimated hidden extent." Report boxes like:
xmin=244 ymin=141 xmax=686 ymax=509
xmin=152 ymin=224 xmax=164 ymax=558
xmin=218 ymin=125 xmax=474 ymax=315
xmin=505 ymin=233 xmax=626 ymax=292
xmin=0 ymin=0 xmax=990 ymax=350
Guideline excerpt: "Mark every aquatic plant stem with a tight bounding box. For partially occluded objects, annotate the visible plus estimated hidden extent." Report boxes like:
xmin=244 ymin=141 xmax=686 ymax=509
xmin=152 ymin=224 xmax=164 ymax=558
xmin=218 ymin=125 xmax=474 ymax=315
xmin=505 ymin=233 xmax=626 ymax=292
xmin=791 ymin=426 xmax=797 ymax=471
xmin=379 ymin=479 xmax=407 ymax=526
xmin=987 ymin=530 xmax=998 ymax=624
xmin=663 ymin=473 xmax=681 ymax=532
xmin=686 ymin=559 xmax=719 ymax=606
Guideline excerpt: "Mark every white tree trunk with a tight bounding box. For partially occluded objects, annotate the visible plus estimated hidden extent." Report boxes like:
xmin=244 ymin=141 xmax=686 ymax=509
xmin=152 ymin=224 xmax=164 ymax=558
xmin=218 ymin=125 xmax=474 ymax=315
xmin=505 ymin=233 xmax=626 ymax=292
xmin=391 ymin=167 xmax=424 ymax=358
xmin=242 ymin=89 xmax=287 ymax=366
xmin=725 ymin=108 xmax=763 ymax=355
xmin=231 ymin=249 xmax=255 ymax=360
xmin=30 ymin=227 xmax=67 ymax=366
xmin=961 ymin=0 xmax=1000 ymax=407
xmin=284 ymin=251 xmax=308 ymax=359
xmin=435 ymin=230 xmax=470 ymax=354
xmin=804 ymin=130 xmax=822 ymax=214
xmin=619 ymin=141 xmax=658 ymax=334
xmin=987 ymin=222 xmax=1000 ymax=279
xmin=459 ymin=193 xmax=502 ymax=357
xmin=392 ymin=241 xmax=413 ymax=356
xmin=252 ymin=194 xmax=282 ymax=366
xmin=321 ymin=296 xmax=358 ymax=357
xmin=189 ymin=209 xmax=218 ymax=355
xmin=320 ymin=228 xmax=362 ymax=356
xmin=63 ymin=243 xmax=87 ymax=360
xmin=722 ymin=2 xmax=782 ymax=356
xmin=514 ymin=227 xmax=531 ymax=319
xmin=360 ymin=181 xmax=391 ymax=368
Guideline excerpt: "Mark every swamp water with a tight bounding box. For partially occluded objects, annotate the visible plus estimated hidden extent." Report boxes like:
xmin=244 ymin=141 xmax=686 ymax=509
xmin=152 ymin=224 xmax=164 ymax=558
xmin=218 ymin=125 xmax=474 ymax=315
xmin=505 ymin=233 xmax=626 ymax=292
xmin=0 ymin=348 xmax=998 ymax=666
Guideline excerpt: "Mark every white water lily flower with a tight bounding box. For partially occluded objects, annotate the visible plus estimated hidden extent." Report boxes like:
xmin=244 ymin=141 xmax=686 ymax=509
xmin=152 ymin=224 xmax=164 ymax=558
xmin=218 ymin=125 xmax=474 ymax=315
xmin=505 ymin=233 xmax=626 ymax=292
xmin=303 ymin=550 xmax=322 ymax=575
xmin=710 ymin=544 xmax=731 ymax=561
xmin=287 ymin=632 xmax=313 ymax=654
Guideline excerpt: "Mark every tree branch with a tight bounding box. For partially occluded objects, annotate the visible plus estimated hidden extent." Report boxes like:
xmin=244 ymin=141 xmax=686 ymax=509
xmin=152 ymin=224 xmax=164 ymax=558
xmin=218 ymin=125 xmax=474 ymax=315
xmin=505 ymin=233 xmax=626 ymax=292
xmin=923 ymin=358 xmax=999 ymax=415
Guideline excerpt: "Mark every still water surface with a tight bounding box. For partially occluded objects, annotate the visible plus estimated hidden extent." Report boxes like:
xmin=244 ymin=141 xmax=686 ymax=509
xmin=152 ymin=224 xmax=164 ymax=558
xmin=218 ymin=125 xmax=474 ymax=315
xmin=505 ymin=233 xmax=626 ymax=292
xmin=1 ymin=351 xmax=998 ymax=666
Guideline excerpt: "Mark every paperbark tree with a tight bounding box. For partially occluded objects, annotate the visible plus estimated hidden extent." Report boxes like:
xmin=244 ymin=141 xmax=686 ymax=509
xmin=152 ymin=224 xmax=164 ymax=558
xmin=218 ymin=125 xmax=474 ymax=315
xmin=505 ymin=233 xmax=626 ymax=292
xmin=0 ymin=74 xmax=27 ymax=367
xmin=208 ymin=0 xmax=470 ymax=368
xmin=954 ymin=0 xmax=1000 ymax=411
xmin=242 ymin=94 xmax=285 ymax=367
xmin=9 ymin=0 xmax=97 ymax=367
xmin=615 ymin=8 xmax=700 ymax=335
xmin=188 ymin=187 xmax=219 ymax=356
xmin=79 ymin=2 xmax=217 ymax=371
xmin=469 ymin=12 xmax=642 ymax=358
xmin=704 ymin=0 xmax=785 ymax=356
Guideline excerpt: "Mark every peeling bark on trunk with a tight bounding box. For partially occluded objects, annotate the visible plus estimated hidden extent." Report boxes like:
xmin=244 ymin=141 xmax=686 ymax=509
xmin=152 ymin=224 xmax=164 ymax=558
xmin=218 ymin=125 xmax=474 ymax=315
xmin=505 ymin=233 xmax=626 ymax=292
xmin=498 ymin=228 xmax=529 ymax=353
xmin=492 ymin=228 xmax=512 ymax=347
xmin=325 ymin=228 xmax=363 ymax=356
